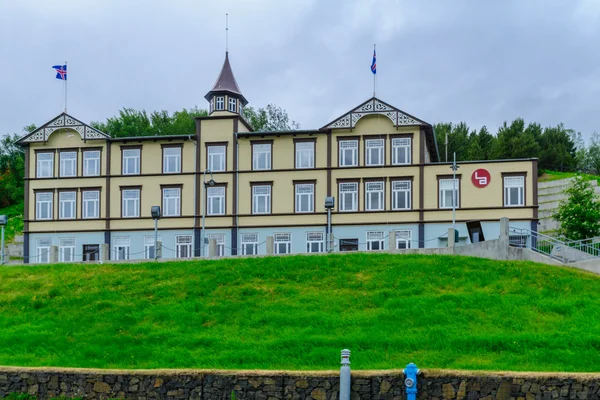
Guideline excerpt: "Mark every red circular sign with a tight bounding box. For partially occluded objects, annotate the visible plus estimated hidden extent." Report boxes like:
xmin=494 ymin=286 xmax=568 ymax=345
xmin=471 ymin=169 xmax=491 ymax=188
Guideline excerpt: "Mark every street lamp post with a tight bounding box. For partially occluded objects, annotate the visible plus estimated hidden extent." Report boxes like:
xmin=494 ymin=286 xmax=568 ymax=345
xmin=325 ymin=197 xmax=335 ymax=253
xmin=151 ymin=206 xmax=161 ymax=260
xmin=0 ymin=215 xmax=6 ymax=265
xmin=201 ymin=169 xmax=216 ymax=257
xmin=450 ymin=152 xmax=460 ymax=237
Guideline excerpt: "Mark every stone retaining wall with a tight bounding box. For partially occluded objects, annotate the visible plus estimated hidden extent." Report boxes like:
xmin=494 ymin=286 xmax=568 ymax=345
xmin=0 ymin=367 xmax=599 ymax=400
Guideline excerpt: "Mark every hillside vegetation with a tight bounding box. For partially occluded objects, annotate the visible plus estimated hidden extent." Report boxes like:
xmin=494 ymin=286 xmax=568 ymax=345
xmin=1 ymin=254 xmax=600 ymax=372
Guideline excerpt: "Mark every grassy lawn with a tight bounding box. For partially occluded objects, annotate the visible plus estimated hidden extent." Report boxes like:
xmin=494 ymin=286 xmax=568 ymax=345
xmin=539 ymin=170 xmax=600 ymax=184
xmin=1 ymin=253 xmax=600 ymax=372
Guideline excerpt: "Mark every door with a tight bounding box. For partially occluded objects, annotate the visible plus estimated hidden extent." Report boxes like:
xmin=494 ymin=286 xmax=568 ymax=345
xmin=339 ymin=238 xmax=358 ymax=252
xmin=83 ymin=244 xmax=99 ymax=261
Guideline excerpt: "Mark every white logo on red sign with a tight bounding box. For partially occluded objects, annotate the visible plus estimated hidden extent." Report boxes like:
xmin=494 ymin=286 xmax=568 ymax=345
xmin=471 ymin=169 xmax=491 ymax=188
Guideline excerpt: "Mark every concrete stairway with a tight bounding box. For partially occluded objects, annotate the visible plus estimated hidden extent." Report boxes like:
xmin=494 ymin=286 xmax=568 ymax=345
xmin=539 ymin=178 xmax=600 ymax=232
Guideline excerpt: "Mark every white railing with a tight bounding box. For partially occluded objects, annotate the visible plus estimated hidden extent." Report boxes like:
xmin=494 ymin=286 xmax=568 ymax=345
xmin=509 ymin=227 xmax=600 ymax=263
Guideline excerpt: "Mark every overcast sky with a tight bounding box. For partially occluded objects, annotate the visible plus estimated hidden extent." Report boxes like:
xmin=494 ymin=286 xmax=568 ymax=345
xmin=1 ymin=0 xmax=599 ymax=141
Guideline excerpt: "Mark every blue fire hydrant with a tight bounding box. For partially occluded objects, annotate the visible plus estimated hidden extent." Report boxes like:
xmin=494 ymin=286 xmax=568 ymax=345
xmin=403 ymin=363 xmax=420 ymax=400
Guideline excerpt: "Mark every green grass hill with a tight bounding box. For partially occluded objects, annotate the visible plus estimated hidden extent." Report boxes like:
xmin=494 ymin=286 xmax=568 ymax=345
xmin=1 ymin=253 xmax=600 ymax=372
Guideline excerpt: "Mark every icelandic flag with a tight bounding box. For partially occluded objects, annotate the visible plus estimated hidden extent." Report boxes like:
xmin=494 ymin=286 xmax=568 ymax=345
xmin=370 ymin=48 xmax=376 ymax=74
xmin=52 ymin=65 xmax=67 ymax=80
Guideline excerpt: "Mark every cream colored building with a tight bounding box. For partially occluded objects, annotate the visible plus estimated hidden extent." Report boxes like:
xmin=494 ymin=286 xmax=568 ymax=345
xmin=18 ymin=52 xmax=538 ymax=262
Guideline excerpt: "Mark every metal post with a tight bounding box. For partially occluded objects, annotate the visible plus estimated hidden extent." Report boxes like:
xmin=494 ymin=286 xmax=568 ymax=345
xmin=327 ymin=208 xmax=332 ymax=253
xmin=340 ymin=349 xmax=351 ymax=400
xmin=154 ymin=218 xmax=158 ymax=261
xmin=452 ymin=152 xmax=456 ymax=233
xmin=201 ymin=170 xmax=206 ymax=257
xmin=1 ymin=226 xmax=4 ymax=265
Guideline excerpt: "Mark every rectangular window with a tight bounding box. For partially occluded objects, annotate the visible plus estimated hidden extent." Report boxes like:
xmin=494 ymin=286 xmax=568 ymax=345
xmin=208 ymin=233 xmax=225 ymax=256
xmin=339 ymin=140 xmax=358 ymax=167
xmin=163 ymin=187 xmax=181 ymax=217
xmin=439 ymin=179 xmax=460 ymax=209
xmin=37 ymin=152 xmax=54 ymax=178
xmin=367 ymin=231 xmax=384 ymax=251
xmin=339 ymin=182 xmax=358 ymax=212
xmin=83 ymin=150 xmax=100 ymax=176
xmin=122 ymin=189 xmax=140 ymax=217
xmin=36 ymin=238 xmax=52 ymax=263
xmin=504 ymin=176 xmax=525 ymax=207
xmin=228 ymin=97 xmax=237 ymax=112
xmin=295 ymin=141 xmax=315 ymax=169
xmin=392 ymin=180 xmax=411 ymax=210
xmin=113 ymin=237 xmax=130 ymax=260
xmin=35 ymin=192 xmax=53 ymax=220
xmin=252 ymin=143 xmax=272 ymax=170
xmin=59 ymin=191 xmax=76 ymax=219
xmin=365 ymin=181 xmax=384 ymax=211
xmin=163 ymin=147 xmax=181 ymax=174
xmin=216 ymin=96 xmax=224 ymax=110
xmin=207 ymin=186 xmax=225 ymax=215
xmin=59 ymin=238 xmax=75 ymax=262
xmin=306 ymin=232 xmax=324 ymax=253
xmin=82 ymin=190 xmax=100 ymax=219
xmin=207 ymin=145 xmax=226 ymax=172
xmin=274 ymin=233 xmax=291 ymax=254
xmin=252 ymin=185 xmax=271 ymax=214
xmin=122 ymin=148 xmax=140 ymax=175
xmin=59 ymin=151 xmax=77 ymax=177
xmin=365 ymin=139 xmax=384 ymax=166
xmin=396 ymin=230 xmax=412 ymax=249
xmin=144 ymin=235 xmax=161 ymax=259
xmin=176 ymin=235 xmax=193 ymax=258
xmin=392 ymin=137 xmax=411 ymax=165
xmin=241 ymin=233 xmax=259 ymax=255
xmin=295 ymin=183 xmax=314 ymax=213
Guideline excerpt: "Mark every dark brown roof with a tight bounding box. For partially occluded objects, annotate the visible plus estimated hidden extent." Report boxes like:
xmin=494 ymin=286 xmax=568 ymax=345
xmin=205 ymin=52 xmax=248 ymax=105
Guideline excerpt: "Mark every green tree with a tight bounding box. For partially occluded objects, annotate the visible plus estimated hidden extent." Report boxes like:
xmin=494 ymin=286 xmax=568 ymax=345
xmin=538 ymin=124 xmax=577 ymax=171
xmin=0 ymin=132 xmax=27 ymax=208
xmin=476 ymin=126 xmax=496 ymax=160
xmin=243 ymin=104 xmax=300 ymax=131
xmin=553 ymin=177 xmax=600 ymax=240
xmin=491 ymin=118 xmax=541 ymax=160
xmin=585 ymin=132 xmax=600 ymax=174
xmin=433 ymin=122 xmax=472 ymax=161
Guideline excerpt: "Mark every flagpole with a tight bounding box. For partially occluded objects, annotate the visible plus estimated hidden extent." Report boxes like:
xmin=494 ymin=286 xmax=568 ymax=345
xmin=64 ymin=61 xmax=68 ymax=113
xmin=373 ymin=44 xmax=376 ymax=97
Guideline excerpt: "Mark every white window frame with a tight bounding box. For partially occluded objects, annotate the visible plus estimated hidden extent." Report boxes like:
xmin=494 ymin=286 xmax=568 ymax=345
xmin=216 ymin=96 xmax=225 ymax=110
xmin=59 ymin=238 xmax=76 ymax=262
xmin=252 ymin=143 xmax=272 ymax=170
xmin=504 ymin=176 xmax=525 ymax=207
xmin=339 ymin=140 xmax=358 ymax=167
xmin=208 ymin=233 xmax=226 ymax=256
xmin=392 ymin=180 xmax=411 ymax=210
xmin=113 ymin=237 xmax=130 ymax=260
xmin=365 ymin=139 xmax=384 ymax=166
xmin=82 ymin=190 xmax=100 ymax=219
xmin=144 ymin=235 xmax=161 ymax=259
xmin=207 ymin=145 xmax=226 ymax=172
xmin=396 ymin=230 xmax=412 ymax=249
xmin=241 ymin=233 xmax=259 ymax=255
xmin=176 ymin=235 xmax=193 ymax=258
xmin=37 ymin=152 xmax=54 ymax=178
xmin=35 ymin=192 xmax=53 ymax=220
xmin=122 ymin=189 xmax=140 ymax=217
xmin=163 ymin=147 xmax=181 ymax=174
xmin=306 ymin=232 xmax=324 ymax=253
xmin=274 ymin=233 xmax=291 ymax=254
xmin=83 ymin=150 xmax=100 ymax=176
xmin=122 ymin=148 xmax=140 ymax=175
xmin=252 ymin=185 xmax=271 ymax=214
xmin=365 ymin=181 xmax=384 ymax=211
xmin=339 ymin=182 xmax=358 ymax=212
xmin=59 ymin=151 xmax=77 ymax=177
xmin=36 ymin=238 xmax=52 ymax=263
xmin=295 ymin=141 xmax=315 ymax=169
xmin=59 ymin=191 xmax=76 ymax=220
xmin=295 ymin=183 xmax=314 ymax=213
xmin=207 ymin=186 xmax=225 ymax=215
xmin=162 ymin=187 xmax=181 ymax=217
xmin=366 ymin=231 xmax=384 ymax=251
xmin=228 ymin=97 xmax=237 ymax=112
xmin=392 ymin=137 xmax=411 ymax=165
xmin=439 ymin=179 xmax=460 ymax=209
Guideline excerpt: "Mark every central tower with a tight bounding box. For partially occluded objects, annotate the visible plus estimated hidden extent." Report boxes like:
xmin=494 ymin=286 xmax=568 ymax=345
xmin=204 ymin=52 xmax=248 ymax=116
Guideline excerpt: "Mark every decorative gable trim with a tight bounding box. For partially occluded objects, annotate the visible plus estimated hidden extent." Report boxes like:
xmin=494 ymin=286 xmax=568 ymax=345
xmin=17 ymin=113 xmax=110 ymax=144
xmin=322 ymin=97 xmax=427 ymax=130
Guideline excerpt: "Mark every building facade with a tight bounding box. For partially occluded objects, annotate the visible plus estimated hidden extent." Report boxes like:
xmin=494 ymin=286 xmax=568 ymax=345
xmin=18 ymin=52 xmax=538 ymax=263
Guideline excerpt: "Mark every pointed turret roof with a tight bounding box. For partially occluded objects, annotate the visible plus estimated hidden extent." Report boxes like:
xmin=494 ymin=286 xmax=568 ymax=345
xmin=205 ymin=52 xmax=248 ymax=105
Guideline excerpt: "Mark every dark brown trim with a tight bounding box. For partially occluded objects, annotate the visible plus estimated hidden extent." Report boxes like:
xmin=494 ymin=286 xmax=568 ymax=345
xmin=231 ymin=119 xmax=238 ymax=228
xmin=437 ymin=175 xmax=462 ymax=209
xmin=293 ymin=138 xmax=316 ymax=169
xmin=57 ymin=189 xmax=77 ymax=220
xmin=419 ymin=165 xmax=424 ymax=221
xmin=33 ymin=149 xmax=56 ymax=153
xmin=501 ymin=171 xmax=528 ymax=177
xmin=57 ymin=147 xmax=80 ymax=152
xmin=532 ymin=160 xmax=538 ymax=219
xmin=58 ymin=149 xmax=78 ymax=178
xmin=337 ymin=179 xmax=360 ymax=212
xmin=326 ymin=133 xmax=332 ymax=196
xmin=161 ymin=143 xmax=184 ymax=174
xmin=336 ymin=136 xmax=360 ymax=168
xmin=33 ymin=188 xmax=56 ymax=193
xmin=205 ymin=182 xmax=228 ymax=216
xmin=390 ymin=176 xmax=414 ymax=211
xmin=119 ymin=186 xmax=142 ymax=218
xmin=160 ymin=143 xmax=184 ymax=148
xmin=56 ymin=187 xmax=78 ymax=193
xmin=250 ymin=140 xmax=274 ymax=171
xmin=33 ymin=189 xmax=55 ymax=221
xmin=80 ymin=186 xmax=103 ymax=220
xmin=81 ymin=147 xmax=103 ymax=177
xmin=502 ymin=172 xmax=528 ymax=208
xmin=293 ymin=180 xmax=317 ymax=214
xmin=160 ymin=184 xmax=184 ymax=189
xmin=34 ymin=149 xmax=55 ymax=178
xmin=363 ymin=136 xmax=386 ymax=166
xmin=105 ymin=143 xmax=111 ymax=227
xmin=363 ymin=178 xmax=385 ymax=212
xmin=24 ymin=145 xmax=30 ymax=232
xmin=250 ymin=181 xmax=273 ymax=215
xmin=195 ymin=120 xmax=202 ymax=228
xmin=205 ymin=142 xmax=228 ymax=172
xmin=389 ymin=132 xmax=415 ymax=166
xmin=161 ymin=185 xmax=183 ymax=217
xmin=120 ymin=145 xmax=142 ymax=175
xmin=204 ymin=141 xmax=229 ymax=147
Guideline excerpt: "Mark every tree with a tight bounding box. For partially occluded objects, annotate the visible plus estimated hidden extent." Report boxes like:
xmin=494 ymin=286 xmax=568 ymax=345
xmin=585 ymin=132 xmax=600 ymax=174
xmin=553 ymin=177 xmax=600 ymax=240
xmin=0 ymin=131 xmax=27 ymax=208
xmin=538 ymin=124 xmax=577 ymax=172
xmin=491 ymin=118 xmax=541 ymax=160
xmin=243 ymin=104 xmax=300 ymax=131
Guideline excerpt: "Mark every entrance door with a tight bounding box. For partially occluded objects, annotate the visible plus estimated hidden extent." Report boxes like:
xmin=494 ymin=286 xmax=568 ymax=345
xmin=339 ymin=238 xmax=358 ymax=252
xmin=83 ymin=244 xmax=99 ymax=261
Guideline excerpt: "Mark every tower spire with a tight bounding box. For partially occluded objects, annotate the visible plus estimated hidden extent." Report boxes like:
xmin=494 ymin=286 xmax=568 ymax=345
xmin=226 ymin=13 xmax=229 ymax=53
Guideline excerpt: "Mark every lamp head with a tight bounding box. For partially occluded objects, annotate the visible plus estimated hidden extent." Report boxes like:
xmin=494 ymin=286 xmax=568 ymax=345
xmin=151 ymin=206 xmax=161 ymax=219
xmin=0 ymin=215 xmax=7 ymax=226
